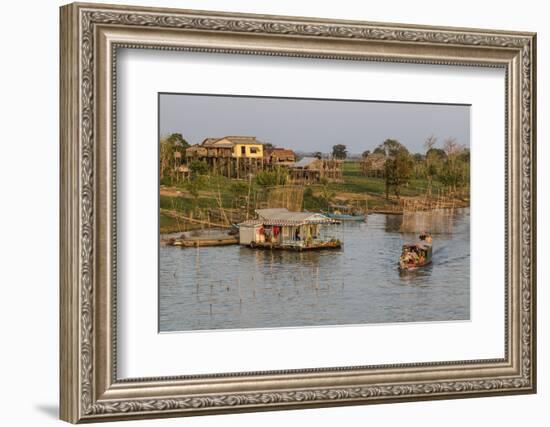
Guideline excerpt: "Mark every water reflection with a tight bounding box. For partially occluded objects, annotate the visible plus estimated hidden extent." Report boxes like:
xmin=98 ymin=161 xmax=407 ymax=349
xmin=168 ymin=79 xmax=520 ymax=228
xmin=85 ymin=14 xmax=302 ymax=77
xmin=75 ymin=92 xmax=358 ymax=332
xmin=384 ymin=214 xmax=403 ymax=233
xmin=159 ymin=208 xmax=470 ymax=332
xmin=398 ymin=264 xmax=433 ymax=284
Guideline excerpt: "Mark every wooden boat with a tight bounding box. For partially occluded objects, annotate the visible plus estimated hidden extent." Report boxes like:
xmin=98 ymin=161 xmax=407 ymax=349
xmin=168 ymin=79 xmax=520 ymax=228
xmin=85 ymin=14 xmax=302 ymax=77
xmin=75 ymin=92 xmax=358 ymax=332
xmin=167 ymin=235 xmax=238 ymax=247
xmin=399 ymin=233 xmax=433 ymax=270
xmin=325 ymin=212 xmax=366 ymax=222
xmin=324 ymin=204 xmax=366 ymax=222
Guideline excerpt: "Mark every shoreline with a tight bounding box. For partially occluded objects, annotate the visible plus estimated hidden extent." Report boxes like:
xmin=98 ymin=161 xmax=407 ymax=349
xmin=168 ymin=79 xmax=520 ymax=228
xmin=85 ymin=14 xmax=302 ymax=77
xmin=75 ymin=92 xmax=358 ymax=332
xmin=160 ymin=204 xmax=470 ymax=234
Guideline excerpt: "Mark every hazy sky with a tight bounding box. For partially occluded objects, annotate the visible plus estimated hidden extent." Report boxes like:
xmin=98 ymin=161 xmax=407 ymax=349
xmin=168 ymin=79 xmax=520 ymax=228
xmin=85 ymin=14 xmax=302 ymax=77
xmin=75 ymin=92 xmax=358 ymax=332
xmin=159 ymin=93 xmax=470 ymax=155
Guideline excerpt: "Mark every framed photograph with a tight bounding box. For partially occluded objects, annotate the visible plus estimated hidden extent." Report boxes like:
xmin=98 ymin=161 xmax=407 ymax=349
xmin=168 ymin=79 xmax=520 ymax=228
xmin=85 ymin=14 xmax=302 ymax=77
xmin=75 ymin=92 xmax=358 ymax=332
xmin=60 ymin=2 xmax=537 ymax=423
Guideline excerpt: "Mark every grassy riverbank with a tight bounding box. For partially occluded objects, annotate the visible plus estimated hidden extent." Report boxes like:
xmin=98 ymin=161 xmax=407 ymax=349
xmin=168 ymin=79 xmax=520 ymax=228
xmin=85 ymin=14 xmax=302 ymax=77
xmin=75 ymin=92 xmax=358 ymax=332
xmin=159 ymin=161 xmax=469 ymax=234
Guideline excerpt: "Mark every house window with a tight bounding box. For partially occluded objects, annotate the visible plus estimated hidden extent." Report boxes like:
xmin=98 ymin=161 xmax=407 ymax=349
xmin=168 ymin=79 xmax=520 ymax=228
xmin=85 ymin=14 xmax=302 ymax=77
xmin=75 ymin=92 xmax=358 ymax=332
xmin=250 ymin=147 xmax=258 ymax=154
xmin=241 ymin=146 xmax=246 ymax=155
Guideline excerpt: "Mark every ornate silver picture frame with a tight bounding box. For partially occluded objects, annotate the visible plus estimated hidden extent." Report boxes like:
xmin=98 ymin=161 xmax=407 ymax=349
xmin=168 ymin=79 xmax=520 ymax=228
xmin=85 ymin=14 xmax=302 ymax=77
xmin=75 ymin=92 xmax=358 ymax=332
xmin=60 ymin=2 xmax=536 ymax=423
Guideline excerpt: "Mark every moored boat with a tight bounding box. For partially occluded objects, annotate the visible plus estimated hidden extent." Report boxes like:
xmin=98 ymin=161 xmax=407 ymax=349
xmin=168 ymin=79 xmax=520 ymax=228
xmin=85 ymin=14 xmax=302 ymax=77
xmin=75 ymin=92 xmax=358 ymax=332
xmin=324 ymin=204 xmax=366 ymax=222
xmin=166 ymin=230 xmax=239 ymax=247
xmin=168 ymin=236 xmax=238 ymax=247
xmin=399 ymin=233 xmax=433 ymax=270
xmin=325 ymin=212 xmax=366 ymax=221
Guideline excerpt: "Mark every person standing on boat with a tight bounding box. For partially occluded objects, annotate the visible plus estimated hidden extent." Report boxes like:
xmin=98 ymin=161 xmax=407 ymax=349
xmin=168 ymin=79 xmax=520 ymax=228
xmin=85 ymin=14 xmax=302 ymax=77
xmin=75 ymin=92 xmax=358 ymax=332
xmin=295 ymin=228 xmax=301 ymax=241
xmin=419 ymin=232 xmax=433 ymax=244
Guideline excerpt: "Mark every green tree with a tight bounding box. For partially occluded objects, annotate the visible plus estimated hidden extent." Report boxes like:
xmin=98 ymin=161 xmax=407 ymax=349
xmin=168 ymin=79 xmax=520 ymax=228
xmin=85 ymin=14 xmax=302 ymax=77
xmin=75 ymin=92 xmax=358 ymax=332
xmin=383 ymin=146 xmax=413 ymax=199
xmin=159 ymin=138 xmax=175 ymax=179
xmin=426 ymin=147 xmax=446 ymax=160
xmin=373 ymin=139 xmax=413 ymax=198
xmin=423 ymin=135 xmax=438 ymax=192
xmin=166 ymin=133 xmax=189 ymax=148
xmin=412 ymin=153 xmax=425 ymax=179
xmin=318 ymin=177 xmax=335 ymax=210
xmin=159 ymin=134 xmax=189 ymax=183
xmin=184 ymin=175 xmax=205 ymax=211
xmin=376 ymin=139 xmax=406 ymax=157
xmin=425 ymin=144 xmax=446 ymax=193
xmin=255 ymin=167 xmax=288 ymax=187
xmin=188 ymin=160 xmax=208 ymax=176
xmin=438 ymin=137 xmax=468 ymax=191
xmin=332 ymin=144 xmax=348 ymax=159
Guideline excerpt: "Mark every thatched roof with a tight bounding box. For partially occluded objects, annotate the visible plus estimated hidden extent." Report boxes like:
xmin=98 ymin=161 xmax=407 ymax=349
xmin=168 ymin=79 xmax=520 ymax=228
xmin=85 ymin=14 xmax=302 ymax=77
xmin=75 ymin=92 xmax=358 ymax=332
xmin=267 ymin=148 xmax=295 ymax=158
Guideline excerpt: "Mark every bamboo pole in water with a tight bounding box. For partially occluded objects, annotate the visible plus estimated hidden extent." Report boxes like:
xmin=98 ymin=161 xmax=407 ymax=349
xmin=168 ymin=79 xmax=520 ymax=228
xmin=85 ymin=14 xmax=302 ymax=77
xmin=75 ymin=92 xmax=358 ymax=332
xmin=216 ymin=184 xmax=230 ymax=226
xmin=170 ymin=198 xmax=183 ymax=233
xmin=160 ymin=209 xmax=230 ymax=228
xmin=246 ymin=173 xmax=252 ymax=220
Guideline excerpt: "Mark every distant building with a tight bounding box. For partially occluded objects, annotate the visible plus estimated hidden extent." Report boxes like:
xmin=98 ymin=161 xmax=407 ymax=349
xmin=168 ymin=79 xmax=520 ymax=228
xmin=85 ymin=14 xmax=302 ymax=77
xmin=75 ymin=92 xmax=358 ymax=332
xmin=264 ymin=148 xmax=296 ymax=166
xmin=289 ymin=157 xmax=343 ymax=184
xmin=185 ymin=136 xmax=264 ymax=179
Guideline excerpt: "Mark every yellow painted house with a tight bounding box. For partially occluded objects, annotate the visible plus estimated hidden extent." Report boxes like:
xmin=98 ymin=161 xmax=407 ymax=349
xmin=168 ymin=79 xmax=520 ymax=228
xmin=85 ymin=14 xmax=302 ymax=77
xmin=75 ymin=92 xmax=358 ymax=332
xmin=212 ymin=136 xmax=264 ymax=158
xmin=184 ymin=136 xmax=266 ymax=179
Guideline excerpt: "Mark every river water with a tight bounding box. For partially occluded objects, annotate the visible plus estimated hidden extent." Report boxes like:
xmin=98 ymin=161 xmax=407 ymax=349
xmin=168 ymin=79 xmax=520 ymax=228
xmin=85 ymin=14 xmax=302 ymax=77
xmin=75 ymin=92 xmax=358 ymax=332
xmin=159 ymin=208 xmax=470 ymax=332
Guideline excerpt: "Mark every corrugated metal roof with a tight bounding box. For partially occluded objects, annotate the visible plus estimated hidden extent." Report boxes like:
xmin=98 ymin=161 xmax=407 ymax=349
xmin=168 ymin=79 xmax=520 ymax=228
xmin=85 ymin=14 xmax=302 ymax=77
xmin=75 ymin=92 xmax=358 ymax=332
xmin=291 ymin=157 xmax=319 ymax=168
xmin=226 ymin=136 xmax=263 ymax=145
xmin=201 ymin=136 xmax=264 ymax=147
xmin=244 ymin=208 xmax=338 ymax=226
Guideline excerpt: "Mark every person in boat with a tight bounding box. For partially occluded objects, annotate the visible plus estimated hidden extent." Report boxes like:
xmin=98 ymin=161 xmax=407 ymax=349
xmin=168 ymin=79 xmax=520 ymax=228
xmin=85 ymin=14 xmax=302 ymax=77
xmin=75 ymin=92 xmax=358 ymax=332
xmin=400 ymin=246 xmax=423 ymax=268
xmin=401 ymin=246 xmax=419 ymax=263
xmin=419 ymin=232 xmax=433 ymax=244
xmin=295 ymin=228 xmax=301 ymax=241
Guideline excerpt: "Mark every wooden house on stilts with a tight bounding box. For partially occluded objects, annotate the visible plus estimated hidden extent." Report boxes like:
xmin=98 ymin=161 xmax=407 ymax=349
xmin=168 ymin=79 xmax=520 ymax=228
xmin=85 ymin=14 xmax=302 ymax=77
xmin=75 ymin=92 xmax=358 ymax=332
xmin=289 ymin=157 xmax=343 ymax=184
xmin=185 ymin=136 xmax=265 ymax=179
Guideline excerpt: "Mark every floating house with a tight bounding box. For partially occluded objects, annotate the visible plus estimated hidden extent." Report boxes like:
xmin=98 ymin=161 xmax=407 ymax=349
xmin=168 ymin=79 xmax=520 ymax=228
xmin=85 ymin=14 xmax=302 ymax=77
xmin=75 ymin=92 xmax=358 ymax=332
xmin=239 ymin=208 xmax=341 ymax=250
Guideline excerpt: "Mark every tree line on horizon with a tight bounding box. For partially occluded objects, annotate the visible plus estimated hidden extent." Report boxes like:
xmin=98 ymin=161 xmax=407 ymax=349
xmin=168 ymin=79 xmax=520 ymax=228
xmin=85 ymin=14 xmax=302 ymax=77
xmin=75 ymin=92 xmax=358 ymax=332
xmin=357 ymin=136 xmax=469 ymax=199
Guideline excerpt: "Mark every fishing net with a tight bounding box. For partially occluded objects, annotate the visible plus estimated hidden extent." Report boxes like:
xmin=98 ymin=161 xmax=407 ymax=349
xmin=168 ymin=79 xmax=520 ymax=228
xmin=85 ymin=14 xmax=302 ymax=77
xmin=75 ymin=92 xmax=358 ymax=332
xmin=266 ymin=186 xmax=304 ymax=211
xmin=400 ymin=208 xmax=455 ymax=234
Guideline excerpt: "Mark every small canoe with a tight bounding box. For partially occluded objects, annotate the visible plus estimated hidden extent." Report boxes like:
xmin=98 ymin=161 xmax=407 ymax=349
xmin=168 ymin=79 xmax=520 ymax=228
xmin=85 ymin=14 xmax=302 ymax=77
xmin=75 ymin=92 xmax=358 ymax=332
xmin=167 ymin=236 xmax=238 ymax=247
xmin=325 ymin=212 xmax=366 ymax=222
